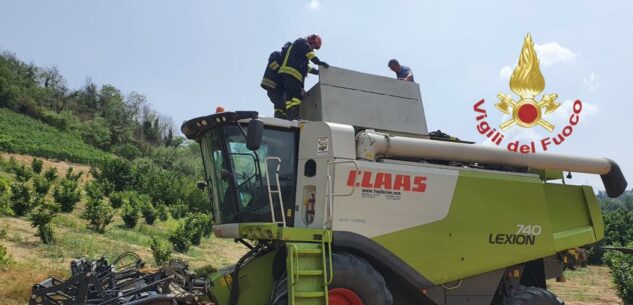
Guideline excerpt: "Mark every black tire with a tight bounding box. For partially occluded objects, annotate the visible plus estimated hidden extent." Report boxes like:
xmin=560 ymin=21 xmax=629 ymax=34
xmin=329 ymin=252 xmax=393 ymax=305
xmin=504 ymin=287 xmax=564 ymax=305
xmin=272 ymin=252 xmax=393 ymax=305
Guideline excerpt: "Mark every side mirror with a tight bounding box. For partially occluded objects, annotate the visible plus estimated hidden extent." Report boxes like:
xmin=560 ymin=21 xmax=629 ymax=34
xmin=246 ymin=119 xmax=264 ymax=151
xmin=197 ymin=181 xmax=207 ymax=190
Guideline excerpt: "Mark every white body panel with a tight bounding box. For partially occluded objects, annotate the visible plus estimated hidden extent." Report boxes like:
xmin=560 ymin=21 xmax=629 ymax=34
xmin=331 ymin=161 xmax=458 ymax=238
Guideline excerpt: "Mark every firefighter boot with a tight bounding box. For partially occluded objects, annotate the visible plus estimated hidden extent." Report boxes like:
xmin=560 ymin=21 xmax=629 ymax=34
xmin=286 ymin=105 xmax=301 ymax=121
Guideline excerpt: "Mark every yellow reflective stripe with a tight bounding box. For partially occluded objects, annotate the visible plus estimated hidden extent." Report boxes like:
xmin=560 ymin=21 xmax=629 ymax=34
xmin=261 ymin=78 xmax=277 ymax=89
xmin=285 ymin=98 xmax=302 ymax=108
xmin=308 ymin=65 xmax=314 ymax=73
xmin=281 ymin=45 xmax=293 ymax=67
xmin=279 ymin=66 xmax=303 ymax=81
xmin=268 ymin=61 xmax=280 ymax=70
xmin=306 ymin=52 xmax=316 ymax=60
xmin=279 ymin=45 xmax=303 ymax=81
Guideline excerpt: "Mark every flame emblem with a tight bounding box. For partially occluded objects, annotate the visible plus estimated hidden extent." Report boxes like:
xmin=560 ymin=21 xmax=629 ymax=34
xmin=496 ymin=34 xmax=560 ymax=131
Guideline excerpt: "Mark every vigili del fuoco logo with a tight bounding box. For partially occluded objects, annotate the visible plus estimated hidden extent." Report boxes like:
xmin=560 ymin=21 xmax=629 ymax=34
xmin=473 ymin=34 xmax=584 ymax=153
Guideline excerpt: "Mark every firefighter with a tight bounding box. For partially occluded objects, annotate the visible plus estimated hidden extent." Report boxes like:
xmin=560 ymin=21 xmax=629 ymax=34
xmin=278 ymin=34 xmax=329 ymax=120
xmin=261 ymin=42 xmax=291 ymax=118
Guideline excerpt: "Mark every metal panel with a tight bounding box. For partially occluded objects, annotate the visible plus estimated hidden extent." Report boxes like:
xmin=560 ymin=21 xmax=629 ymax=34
xmin=302 ymin=67 xmax=428 ymax=136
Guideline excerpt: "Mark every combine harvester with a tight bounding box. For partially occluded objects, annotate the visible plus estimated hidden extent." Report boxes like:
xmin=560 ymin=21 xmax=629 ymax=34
xmin=43 ymin=66 xmax=619 ymax=305
xmin=180 ymin=66 xmax=628 ymax=305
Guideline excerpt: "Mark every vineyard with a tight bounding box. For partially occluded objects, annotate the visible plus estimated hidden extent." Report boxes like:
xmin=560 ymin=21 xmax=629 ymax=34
xmin=0 ymin=108 xmax=113 ymax=165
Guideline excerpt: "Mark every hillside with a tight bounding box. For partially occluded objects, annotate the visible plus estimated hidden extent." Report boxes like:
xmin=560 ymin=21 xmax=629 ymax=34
xmin=0 ymin=108 xmax=113 ymax=164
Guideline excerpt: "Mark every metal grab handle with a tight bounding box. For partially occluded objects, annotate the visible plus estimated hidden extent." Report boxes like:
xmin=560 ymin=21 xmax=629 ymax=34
xmin=324 ymin=160 xmax=360 ymax=229
xmin=327 ymin=160 xmax=360 ymax=197
xmin=288 ymin=244 xmax=299 ymax=286
xmin=265 ymin=157 xmax=286 ymax=227
xmin=322 ymin=230 xmax=334 ymax=285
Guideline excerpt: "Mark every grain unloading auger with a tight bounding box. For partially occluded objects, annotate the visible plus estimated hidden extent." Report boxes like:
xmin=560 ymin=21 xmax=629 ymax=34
xmin=178 ymin=67 xmax=627 ymax=305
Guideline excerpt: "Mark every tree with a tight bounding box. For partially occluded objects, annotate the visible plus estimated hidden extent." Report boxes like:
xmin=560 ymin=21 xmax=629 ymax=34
xmin=168 ymin=223 xmax=192 ymax=253
xmin=121 ymin=201 xmax=140 ymax=228
xmin=82 ymin=197 xmax=113 ymax=233
xmin=81 ymin=116 xmax=112 ymax=150
xmin=30 ymin=205 xmax=56 ymax=244
xmin=53 ymin=178 xmax=81 ymax=213
xmin=149 ymin=236 xmax=172 ymax=266
xmin=10 ymin=181 xmax=32 ymax=216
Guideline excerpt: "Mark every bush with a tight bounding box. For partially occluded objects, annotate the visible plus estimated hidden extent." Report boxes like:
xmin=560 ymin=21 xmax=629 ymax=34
xmin=95 ymin=158 xmax=134 ymax=192
xmin=184 ymin=213 xmax=212 ymax=246
xmin=168 ymin=223 xmax=192 ymax=253
xmin=13 ymin=164 xmax=33 ymax=182
xmin=170 ymin=203 xmax=188 ymax=219
xmin=112 ymin=144 xmax=141 ymax=161
xmin=84 ymin=180 xmax=105 ymax=201
xmin=31 ymin=158 xmax=43 ymax=174
xmin=43 ymin=167 xmax=58 ymax=182
xmin=30 ymin=205 xmax=55 ymax=244
xmin=65 ymin=167 xmax=83 ymax=181
xmin=156 ymin=203 xmax=169 ymax=222
xmin=141 ymin=202 xmax=157 ymax=225
xmin=53 ymin=178 xmax=81 ymax=213
xmin=121 ymin=202 xmax=140 ymax=228
xmin=0 ymin=244 xmax=11 ymax=267
xmin=149 ymin=236 xmax=172 ymax=266
xmin=33 ymin=175 xmax=52 ymax=196
xmin=108 ymin=191 xmax=127 ymax=209
xmin=0 ymin=175 xmax=12 ymax=215
xmin=10 ymin=181 xmax=32 ymax=216
xmin=82 ymin=197 xmax=114 ymax=233
xmin=605 ymin=249 xmax=633 ymax=305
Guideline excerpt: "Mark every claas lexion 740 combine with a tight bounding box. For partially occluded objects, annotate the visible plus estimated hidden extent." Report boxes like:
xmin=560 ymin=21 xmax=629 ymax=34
xmin=180 ymin=67 xmax=627 ymax=305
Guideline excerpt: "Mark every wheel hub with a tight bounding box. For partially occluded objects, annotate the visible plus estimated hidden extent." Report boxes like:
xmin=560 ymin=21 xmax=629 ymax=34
xmin=329 ymin=288 xmax=364 ymax=305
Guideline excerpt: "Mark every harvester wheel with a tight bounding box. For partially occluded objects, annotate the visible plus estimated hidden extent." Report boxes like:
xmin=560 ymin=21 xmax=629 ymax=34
xmin=328 ymin=252 xmax=393 ymax=305
xmin=504 ymin=287 xmax=564 ymax=305
xmin=271 ymin=252 xmax=392 ymax=305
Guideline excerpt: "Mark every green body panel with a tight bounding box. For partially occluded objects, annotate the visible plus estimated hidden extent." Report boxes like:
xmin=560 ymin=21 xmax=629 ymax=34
xmin=236 ymin=223 xmax=332 ymax=242
xmin=209 ymin=250 xmax=278 ymax=305
xmin=373 ymin=170 xmax=601 ymax=284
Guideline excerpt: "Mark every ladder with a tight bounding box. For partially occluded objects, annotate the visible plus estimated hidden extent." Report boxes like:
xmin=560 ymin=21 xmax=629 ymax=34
xmin=286 ymin=232 xmax=332 ymax=305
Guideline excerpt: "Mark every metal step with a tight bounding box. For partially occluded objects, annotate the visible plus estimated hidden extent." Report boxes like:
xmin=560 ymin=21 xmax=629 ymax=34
xmin=297 ymin=269 xmax=324 ymax=276
xmin=295 ymin=291 xmax=326 ymax=298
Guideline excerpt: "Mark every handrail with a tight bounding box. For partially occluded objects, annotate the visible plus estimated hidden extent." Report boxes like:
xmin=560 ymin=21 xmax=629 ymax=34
xmin=264 ymin=157 xmax=286 ymax=227
xmin=322 ymin=230 xmax=333 ymax=285
xmin=288 ymin=244 xmax=299 ymax=286
xmin=324 ymin=160 xmax=360 ymax=229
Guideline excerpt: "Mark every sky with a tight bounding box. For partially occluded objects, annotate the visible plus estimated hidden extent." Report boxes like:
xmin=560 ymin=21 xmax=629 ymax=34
xmin=0 ymin=0 xmax=632 ymax=192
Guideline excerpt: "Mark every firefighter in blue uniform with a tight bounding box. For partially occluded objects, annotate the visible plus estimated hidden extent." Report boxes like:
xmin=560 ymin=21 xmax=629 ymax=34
xmin=261 ymin=42 xmax=291 ymax=118
xmin=278 ymin=34 xmax=329 ymax=120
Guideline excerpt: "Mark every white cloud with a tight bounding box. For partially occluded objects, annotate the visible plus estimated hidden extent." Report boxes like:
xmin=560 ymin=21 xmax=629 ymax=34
xmin=534 ymin=42 xmax=576 ymax=67
xmin=548 ymin=99 xmax=599 ymax=128
xmin=583 ymin=72 xmax=600 ymax=92
xmin=499 ymin=42 xmax=576 ymax=79
xmin=306 ymin=0 xmax=321 ymax=10
xmin=499 ymin=65 xmax=513 ymax=80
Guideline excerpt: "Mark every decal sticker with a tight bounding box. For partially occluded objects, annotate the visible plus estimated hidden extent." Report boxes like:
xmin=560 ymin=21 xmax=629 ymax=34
xmin=302 ymin=185 xmax=316 ymax=225
xmin=317 ymin=137 xmax=329 ymax=155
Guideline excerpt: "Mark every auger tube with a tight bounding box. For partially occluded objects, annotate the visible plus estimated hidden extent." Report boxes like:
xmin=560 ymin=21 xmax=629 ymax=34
xmin=356 ymin=129 xmax=627 ymax=198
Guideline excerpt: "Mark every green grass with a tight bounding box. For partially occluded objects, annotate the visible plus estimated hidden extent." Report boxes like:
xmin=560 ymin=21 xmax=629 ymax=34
xmin=0 ymin=108 xmax=113 ymax=165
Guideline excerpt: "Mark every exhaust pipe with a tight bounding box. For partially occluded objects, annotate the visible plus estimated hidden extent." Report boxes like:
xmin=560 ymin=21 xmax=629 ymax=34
xmin=356 ymin=130 xmax=627 ymax=198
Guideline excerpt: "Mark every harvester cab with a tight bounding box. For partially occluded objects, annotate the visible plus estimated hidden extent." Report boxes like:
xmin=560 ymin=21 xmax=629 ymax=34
xmin=181 ymin=67 xmax=627 ymax=305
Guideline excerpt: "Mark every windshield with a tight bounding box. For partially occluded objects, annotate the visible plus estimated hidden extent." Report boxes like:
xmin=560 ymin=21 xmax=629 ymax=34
xmin=200 ymin=123 xmax=297 ymax=224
